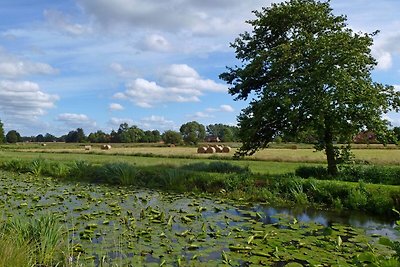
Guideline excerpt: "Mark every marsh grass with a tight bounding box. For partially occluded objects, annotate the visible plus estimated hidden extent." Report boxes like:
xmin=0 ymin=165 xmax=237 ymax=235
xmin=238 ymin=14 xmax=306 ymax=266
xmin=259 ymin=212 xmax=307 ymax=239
xmin=0 ymin=235 xmax=32 ymax=267
xmin=0 ymin=214 xmax=66 ymax=266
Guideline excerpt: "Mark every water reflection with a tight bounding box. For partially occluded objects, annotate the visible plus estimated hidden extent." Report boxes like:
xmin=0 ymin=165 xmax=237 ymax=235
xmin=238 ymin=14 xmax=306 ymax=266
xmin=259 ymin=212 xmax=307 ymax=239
xmin=249 ymin=204 xmax=398 ymax=239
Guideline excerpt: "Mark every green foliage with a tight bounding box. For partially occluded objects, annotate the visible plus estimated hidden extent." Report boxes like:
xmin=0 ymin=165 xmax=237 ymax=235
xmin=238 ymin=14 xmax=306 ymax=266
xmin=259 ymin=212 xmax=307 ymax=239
xmin=6 ymin=130 xmax=21 ymax=143
xmin=0 ymin=120 xmax=4 ymax=144
xmin=295 ymin=166 xmax=329 ymax=179
xmin=162 ymin=130 xmax=183 ymax=145
xmin=97 ymin=162 xmax=142 ymax=185
xmin=181 ymin=161 xmax=250 ymax=174
xmin=65 ymin=128 xmax=86 ymax=143
xmin=206 ymin=124 xmax=240 ymax=142
xmin=87 ymin=130 xmax=110 ymax=143
xmin=220 ymin=0 xmax=400 ymax=176
xmin=180 ymin=121 xmax=206 ymax=145
xmin=296 ymin=165 xmax=400 ymax=185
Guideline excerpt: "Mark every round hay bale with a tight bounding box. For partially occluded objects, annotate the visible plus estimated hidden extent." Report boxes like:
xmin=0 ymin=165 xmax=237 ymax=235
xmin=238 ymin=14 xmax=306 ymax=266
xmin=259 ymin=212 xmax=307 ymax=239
xmin=215 ymin=145 xmax=223 ymax=153
xmin=206 ymin=146 xmax=216 ymax=154
xmin=84 ymin=145 xmax=91 ymax=151
xmin=222 ymin=146 xmax=231 ymax=153
xmin=101 ymin=144 xmax=112 ymax=150
xmin=197 ymin=146 xmax=207 ymax=153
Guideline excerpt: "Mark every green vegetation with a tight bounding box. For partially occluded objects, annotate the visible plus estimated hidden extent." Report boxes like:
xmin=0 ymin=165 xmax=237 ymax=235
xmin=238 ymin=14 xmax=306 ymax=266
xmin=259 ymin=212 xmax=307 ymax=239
xmin=0 ymin=215 xmax=66 ymax=266
xmin=220 ymin=0 xmax=400 ymax=175
xmin=296 ymin=165 xmax=400 ymax=185
xmin=180 ymin=121 xmax=206 ymax=145
xmin=0 ymin=120 xmax=4 ymax=144
xmin=0 ymin=170 xmax=397 ymax=266
xmin=1 ymin=158 xmax=399 ymax=215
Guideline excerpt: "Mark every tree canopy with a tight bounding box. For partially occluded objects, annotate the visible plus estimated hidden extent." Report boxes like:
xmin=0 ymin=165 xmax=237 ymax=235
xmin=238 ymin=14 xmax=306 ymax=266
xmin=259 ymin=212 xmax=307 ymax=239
xmin=220 ymin=0 xmax=400 ymax=175
xmin=0 ymin=120 xmax=4 ymax=144
xmin=180 ymin=121 xmax=206 ymax=145
xmin=6 ymin=130 xmax=21 ymax=144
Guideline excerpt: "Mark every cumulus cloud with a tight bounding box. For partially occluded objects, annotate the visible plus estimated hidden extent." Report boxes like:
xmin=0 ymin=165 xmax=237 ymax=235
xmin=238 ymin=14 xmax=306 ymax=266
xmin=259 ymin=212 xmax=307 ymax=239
xmin=0 ymin=48 xmax=58 ymax=78
xmin=114 ymin=64 xmax=227 ymax=108
xmin=44 ymin=9 xmax=91 ymax=36
xmin=0 ymin=80 xmax=58 ymax=120
xmin=139 ymin=115 xmax=175 ymax=130
xmin=109 ymin=103 xmax=124 ymax=111
xmin=372 ymin=48 xmax=393 ymax=71
xmin=57 ymin=113 xmax=96 ymax=128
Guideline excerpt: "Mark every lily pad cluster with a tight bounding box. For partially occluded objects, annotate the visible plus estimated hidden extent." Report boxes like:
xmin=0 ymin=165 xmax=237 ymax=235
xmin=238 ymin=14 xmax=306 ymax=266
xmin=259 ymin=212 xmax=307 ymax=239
xmin=0 ymin=170 xmax=396 ymax=266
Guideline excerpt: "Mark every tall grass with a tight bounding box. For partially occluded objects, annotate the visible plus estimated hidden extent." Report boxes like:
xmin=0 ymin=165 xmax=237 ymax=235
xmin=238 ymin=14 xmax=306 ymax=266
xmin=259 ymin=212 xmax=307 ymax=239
xmin=0 ymin=214 xmax=66 ymax=266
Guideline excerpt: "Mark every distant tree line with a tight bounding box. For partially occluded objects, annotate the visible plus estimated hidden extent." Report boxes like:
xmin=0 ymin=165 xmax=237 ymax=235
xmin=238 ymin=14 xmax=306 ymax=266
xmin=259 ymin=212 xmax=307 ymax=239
xmin=0 ymin=119 xmax=240 ymax=145
xmin=1 ymin=118 xmax=399 ymax=145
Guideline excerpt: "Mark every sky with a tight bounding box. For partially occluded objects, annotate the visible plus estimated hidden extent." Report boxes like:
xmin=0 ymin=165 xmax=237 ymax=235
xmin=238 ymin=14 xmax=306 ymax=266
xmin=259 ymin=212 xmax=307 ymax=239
xmin=0 ymin=0 xmax=399 ymax=137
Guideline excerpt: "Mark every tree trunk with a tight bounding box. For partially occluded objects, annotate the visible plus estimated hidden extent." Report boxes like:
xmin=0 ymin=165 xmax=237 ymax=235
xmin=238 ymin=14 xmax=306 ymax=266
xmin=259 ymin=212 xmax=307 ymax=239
xmin=324 ymin=126 xmax=338 ymax=176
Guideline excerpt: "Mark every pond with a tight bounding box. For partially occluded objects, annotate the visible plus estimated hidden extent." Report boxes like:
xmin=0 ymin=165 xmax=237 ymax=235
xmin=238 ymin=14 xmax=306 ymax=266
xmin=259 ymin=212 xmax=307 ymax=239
xmin=0 ymin=171 xmax=397 ymax=266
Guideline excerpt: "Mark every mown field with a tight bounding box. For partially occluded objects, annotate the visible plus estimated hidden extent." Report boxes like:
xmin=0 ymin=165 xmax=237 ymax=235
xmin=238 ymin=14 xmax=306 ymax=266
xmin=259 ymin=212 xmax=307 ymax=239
xmin=4 ymin=142 xmax=400 ymax=165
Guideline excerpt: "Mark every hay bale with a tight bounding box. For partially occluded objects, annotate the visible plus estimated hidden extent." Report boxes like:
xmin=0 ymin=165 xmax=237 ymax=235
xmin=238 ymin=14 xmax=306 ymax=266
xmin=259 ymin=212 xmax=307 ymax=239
xmin=84 ymin=145 xmax=91 ymax=151
xmin=206 ymin=146 xmax=216 ymax=154
xmin=197 ymin=146 xmax=207 ymax=153
xmin=215 ymin=145 xmax=223 ymax=153
xmin=101 ymin=144 xmax=112 ymax=150
xmin=41 ymin=143 xmax=47 ymax=146
xmin=222 ymin=146 xmax=231 ymax=153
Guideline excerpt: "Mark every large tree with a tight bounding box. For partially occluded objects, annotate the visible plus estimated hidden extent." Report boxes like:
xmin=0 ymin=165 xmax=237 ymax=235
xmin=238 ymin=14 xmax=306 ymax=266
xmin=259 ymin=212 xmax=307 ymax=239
xmin=180 ymin=121 xmax=206 ymax=145
xmin=220 ymin=0 xmax=400 ymax=175
xmin=6 ymin=130 xmax=21 ymax=143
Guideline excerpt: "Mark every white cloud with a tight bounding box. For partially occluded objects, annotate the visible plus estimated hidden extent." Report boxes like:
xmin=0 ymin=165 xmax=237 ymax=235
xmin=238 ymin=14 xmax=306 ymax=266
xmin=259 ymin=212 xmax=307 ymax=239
xmin=109 ymin=103 xmax=124 ymax=111
xmin=0 ymin=80 xmax=58 ymax=120
xmin=394 ymin=85 xmax=400 ymax=92
xmin=113 ymin=64 xmax=226 ymax=108
xmin=57 ymin=113 xmax=96 ymax=128
xmin=372 ymin=47 xmax=393 ymax=71
xmin=138 ymin=34 xmax=171 ymax=52
xmin=44 ymin=9 xmax=91 ymax=36
xmin=161 ymin=64 xmax=227 ymax=92
xmin=219 ymin=104 xmax=234 ymax=112
xmin=190 ymin=111 xmax=215 ymax=119
xmin=0 ymin=48 xmax=58 ymax=78
xmin=139 ymin=115 xmax=175 ymax=130
xmin=191 ymin=104 xmax=235 ymax=120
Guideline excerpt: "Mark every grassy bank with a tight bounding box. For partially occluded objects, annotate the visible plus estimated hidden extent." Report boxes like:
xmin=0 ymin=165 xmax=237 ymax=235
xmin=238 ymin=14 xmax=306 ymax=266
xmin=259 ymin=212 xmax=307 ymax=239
xmin=1 ymin=158 xmax=399 ymax=216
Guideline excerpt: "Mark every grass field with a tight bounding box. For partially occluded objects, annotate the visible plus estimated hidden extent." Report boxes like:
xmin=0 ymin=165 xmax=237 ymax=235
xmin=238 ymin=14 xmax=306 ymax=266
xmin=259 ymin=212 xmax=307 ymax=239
xmin=0 ymin=150 xmax=315 ymax=175
xmin=4 ymin=142 xmax=400 ymax=165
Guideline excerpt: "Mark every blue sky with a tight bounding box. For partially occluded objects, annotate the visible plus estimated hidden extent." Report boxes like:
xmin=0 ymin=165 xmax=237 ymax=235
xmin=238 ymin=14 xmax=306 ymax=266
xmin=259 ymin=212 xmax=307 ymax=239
xmin=0 ymin=0 xmax=399 ymax=136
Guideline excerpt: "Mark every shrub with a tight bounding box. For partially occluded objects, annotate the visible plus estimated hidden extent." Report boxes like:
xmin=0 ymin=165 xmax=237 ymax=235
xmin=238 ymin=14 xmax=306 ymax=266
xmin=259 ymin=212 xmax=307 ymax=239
xmin=181 ymin=161 xmax=250 ymax=174
xmin=295 ymin=166 xmax=328 ymax=179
